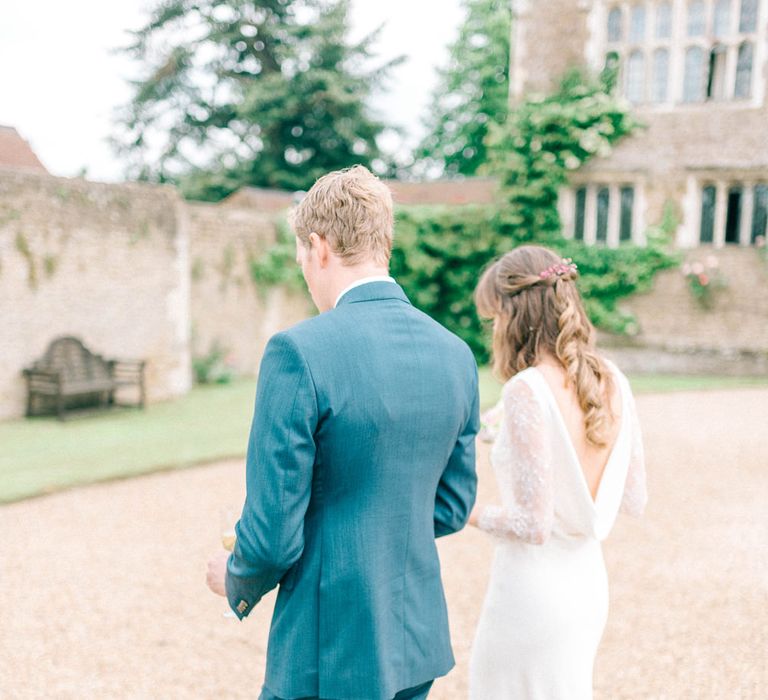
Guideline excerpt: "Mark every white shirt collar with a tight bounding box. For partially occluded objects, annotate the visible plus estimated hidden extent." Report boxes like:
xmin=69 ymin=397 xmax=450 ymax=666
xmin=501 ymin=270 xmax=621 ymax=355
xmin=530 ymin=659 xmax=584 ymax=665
xmin=334 ymin=276 xmax=397 ymax=308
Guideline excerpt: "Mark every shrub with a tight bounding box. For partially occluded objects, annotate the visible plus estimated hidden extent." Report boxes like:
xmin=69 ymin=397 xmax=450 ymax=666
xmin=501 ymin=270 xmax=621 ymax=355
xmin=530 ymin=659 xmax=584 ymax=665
xmin=192 ymin=343 xmax=235 ymax=384
xmin=391 ymin=205 xmax=678 ymax=363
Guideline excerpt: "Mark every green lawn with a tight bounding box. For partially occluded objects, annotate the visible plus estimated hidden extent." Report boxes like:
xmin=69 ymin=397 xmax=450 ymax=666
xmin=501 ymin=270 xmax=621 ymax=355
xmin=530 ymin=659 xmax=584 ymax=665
xmin=0 ymin=381 xmax=256 ymax=504
xmin=2 ymin=371 xmax=767 ymax=504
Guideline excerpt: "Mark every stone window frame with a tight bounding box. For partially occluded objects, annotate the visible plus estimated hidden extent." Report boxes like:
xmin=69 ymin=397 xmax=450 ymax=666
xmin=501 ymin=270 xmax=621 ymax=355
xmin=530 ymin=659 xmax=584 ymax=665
xmin=596 ymin=0 xmax=767 ymax=108
xmin=559 ymin=181 xmax=646 ymax=247
xmin=689 ymin=177 xmax=768 ymax=246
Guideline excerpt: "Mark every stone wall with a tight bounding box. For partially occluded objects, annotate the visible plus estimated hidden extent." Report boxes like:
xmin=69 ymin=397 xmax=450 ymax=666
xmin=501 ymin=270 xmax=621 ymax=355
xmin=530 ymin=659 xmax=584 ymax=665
xmin=0 ymin=170 xmax=191 ymax=421
xmin=510 ymin=0 xmax=592 ymax=99
xmin=621 ymin=246 xmax=768 ymax=351
xmin=603 ymin=246 xmax=768 ymax=374
xmin=0 ymin=171 xmax=312 ymax=421
xmin=187 ymin=203 xmax=311 ymax=377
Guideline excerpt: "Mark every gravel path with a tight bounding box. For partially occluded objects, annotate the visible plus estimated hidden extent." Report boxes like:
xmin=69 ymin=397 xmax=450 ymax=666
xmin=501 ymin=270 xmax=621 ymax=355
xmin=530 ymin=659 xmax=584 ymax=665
xmin=1 ymin=389 xmax=766 ymax=699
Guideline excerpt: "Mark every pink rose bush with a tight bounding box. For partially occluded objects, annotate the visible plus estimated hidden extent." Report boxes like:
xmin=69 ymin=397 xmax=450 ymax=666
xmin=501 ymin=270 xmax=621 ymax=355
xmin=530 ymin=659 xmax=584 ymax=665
xmin=681 ymin=256 xmax=726 ymax=309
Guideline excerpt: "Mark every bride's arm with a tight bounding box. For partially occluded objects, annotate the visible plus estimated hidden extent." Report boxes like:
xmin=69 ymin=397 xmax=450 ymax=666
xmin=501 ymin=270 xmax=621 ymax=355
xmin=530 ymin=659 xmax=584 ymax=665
xmin=620 ymin=388 xmax=647 ymax=516
xmin=475 ymin=379 xmax=554 ymax=545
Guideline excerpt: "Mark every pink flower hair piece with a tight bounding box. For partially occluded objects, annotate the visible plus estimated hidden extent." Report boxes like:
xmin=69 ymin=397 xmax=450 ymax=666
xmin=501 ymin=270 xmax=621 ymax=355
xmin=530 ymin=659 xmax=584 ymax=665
xmin=539 ymin=258 xmax=578 ymax=280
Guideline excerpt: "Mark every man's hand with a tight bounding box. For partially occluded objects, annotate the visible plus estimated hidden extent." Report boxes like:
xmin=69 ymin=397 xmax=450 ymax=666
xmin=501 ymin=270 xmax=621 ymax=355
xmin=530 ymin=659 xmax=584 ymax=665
xmin=206 ymin=550 xmax=229 ymax=597
xmin=468 ymin=505 xmax=482 ymax=528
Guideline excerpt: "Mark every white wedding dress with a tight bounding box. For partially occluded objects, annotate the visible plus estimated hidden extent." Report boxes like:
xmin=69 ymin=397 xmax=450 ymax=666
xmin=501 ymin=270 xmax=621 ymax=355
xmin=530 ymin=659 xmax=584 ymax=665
xmin=469 ymin=364 xmax=647 ymax=700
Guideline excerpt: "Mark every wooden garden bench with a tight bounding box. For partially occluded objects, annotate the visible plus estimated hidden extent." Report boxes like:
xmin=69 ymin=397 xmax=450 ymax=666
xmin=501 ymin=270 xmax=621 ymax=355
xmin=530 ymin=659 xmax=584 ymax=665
xmin=23 ymin=336 xmax=146 ymax=420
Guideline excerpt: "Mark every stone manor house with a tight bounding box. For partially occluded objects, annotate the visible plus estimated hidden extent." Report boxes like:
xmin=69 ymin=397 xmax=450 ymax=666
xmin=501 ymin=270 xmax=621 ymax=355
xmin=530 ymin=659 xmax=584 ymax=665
xmin=510 ymin=0 xmax=768 ymax=249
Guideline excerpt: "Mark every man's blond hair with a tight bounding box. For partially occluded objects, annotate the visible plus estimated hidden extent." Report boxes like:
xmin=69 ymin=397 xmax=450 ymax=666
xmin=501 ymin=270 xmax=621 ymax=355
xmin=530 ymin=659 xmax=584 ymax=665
xmin=289 ymin=165 xmax=394 ymax=266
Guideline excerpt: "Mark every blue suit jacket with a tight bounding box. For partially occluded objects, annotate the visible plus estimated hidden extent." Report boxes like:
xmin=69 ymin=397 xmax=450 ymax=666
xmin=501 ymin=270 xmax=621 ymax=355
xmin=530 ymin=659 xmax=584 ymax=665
xmin=226 ymin=281 xmax=479 ymax=700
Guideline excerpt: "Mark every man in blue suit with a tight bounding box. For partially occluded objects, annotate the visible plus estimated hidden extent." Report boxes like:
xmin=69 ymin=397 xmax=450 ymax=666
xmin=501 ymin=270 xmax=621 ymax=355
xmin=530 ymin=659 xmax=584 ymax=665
xmin=207 ymin=165 xmax=479 ymax=700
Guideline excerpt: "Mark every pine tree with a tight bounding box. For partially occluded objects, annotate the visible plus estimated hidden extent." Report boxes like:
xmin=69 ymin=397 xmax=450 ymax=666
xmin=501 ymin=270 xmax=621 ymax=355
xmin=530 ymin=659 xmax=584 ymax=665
xmin=414 ymin=0 xmax=511 ymax=178
xmin=114 ymin=0 xmax=395 ymax=200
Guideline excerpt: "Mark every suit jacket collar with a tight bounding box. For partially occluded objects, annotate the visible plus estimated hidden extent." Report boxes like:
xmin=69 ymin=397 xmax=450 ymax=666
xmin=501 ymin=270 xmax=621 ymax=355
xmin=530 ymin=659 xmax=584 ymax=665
xmin=335 ymin=280 xmax=411 ymax=307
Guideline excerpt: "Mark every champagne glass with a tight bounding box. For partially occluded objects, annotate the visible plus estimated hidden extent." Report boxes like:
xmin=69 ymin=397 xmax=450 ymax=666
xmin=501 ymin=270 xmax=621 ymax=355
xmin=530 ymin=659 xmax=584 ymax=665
xmin=221 ymin=527 xmax=237 ymax=553
xmin=219 ymin=507 xmax=238 ymax=551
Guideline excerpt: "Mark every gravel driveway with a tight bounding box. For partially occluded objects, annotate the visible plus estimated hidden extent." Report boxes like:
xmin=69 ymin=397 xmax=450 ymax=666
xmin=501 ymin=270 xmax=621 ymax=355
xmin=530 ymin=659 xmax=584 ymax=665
xmin=1 ymin=389 xmax=766 ymax=699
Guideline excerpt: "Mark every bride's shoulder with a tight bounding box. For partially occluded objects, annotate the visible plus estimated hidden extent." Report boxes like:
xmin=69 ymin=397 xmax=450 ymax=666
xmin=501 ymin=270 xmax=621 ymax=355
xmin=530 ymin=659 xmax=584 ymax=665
xmin=500 ymin=368 xmax=543 ymax=404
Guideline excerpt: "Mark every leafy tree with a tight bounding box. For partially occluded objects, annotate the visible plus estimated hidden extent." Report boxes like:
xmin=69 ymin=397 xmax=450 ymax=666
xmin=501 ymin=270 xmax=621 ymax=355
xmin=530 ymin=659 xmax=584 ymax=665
xmin=413 ymin=0 xmax=511 ymax=178
xmin=114 ymin=0 xmax=396 ymax=200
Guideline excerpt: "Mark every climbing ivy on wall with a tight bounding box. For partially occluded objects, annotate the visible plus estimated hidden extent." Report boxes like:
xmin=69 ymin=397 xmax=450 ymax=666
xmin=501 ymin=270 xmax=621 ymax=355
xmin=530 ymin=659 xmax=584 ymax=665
xmin=251 ymin=69 xmax=679 ymax=362
xmin=249 ymin=219 xmax=306 ymax=293
xmin=490 ymin=68 xmax=637 ymax=241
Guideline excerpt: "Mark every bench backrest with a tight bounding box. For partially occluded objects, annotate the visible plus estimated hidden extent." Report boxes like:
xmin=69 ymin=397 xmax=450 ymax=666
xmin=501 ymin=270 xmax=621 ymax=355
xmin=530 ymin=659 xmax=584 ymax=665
xmin=34 ymin=337 xmax=111 ymax=380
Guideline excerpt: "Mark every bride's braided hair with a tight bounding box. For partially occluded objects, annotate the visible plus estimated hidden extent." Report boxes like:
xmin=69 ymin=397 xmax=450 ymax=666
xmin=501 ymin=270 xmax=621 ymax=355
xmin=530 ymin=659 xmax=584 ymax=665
xmin=475 ymin=245 xmax=615 ymax=447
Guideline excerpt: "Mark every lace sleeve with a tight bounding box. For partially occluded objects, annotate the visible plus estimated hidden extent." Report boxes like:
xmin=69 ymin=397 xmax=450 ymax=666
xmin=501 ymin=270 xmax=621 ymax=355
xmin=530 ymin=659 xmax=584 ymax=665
xmin=477 ymin=378 xmax=554 ymax=545
xmin=479 ymin=398 xmax=504 ymax=443
xmin=620 ymin=388 xmax=648 ymax=516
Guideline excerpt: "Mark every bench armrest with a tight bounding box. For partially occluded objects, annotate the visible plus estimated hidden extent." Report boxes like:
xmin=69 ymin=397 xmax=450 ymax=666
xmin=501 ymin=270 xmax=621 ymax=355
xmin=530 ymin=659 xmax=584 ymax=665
xmin=107 ymin=359 xmax=146 ymax=381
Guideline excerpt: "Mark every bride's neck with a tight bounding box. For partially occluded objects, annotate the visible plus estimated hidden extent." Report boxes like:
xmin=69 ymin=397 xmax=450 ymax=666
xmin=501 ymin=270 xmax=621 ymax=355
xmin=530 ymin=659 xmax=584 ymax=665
xmin=534 ymin=350 xmax=563 ymax=371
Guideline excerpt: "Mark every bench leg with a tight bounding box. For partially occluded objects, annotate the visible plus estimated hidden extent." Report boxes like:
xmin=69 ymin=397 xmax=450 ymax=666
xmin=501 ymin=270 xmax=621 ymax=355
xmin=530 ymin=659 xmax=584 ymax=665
xmin=56 ymin=391 xmax=66 ymax=421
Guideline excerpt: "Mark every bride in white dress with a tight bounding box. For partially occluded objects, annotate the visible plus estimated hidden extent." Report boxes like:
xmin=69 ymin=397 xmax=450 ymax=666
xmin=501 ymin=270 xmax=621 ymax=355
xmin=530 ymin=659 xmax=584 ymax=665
xmin=468 ymin=246 xmax=647 ymax=699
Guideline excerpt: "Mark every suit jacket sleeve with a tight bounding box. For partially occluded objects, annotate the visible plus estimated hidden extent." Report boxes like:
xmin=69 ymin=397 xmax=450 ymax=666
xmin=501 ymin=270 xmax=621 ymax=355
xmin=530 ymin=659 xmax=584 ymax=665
xmin=226 ymin=332 xmax=318 ymax=619
xmin=434 ymin=360 xmax=479 ymax=538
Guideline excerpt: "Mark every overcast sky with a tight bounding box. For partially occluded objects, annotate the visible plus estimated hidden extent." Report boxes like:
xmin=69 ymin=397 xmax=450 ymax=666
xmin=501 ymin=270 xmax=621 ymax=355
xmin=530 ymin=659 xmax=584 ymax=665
xmin=0 ymin=0 xmax=465 ymax=182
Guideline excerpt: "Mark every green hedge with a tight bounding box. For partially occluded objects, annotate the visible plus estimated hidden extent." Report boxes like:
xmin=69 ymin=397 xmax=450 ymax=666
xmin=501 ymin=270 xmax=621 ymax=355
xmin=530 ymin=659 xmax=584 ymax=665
xmin=391 ymin=204 xmax=678 ymax=364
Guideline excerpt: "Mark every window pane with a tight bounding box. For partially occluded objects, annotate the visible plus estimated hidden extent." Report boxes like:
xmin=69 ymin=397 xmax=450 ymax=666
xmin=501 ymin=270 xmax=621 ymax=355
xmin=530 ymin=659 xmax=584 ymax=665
xmin=725 ymin=187 xmax=742 ymax=243
xmin=575 ymin=188 xmax=587 ymax=241
xmin=735 ymin=42 xmax=754 ymax=98
xmin=700 ymin=186 xmax=716 ymax=243
xmin=684 ymin=47 xmax=706 ymax=102
xmin=739 ymin=0 xmax=758 ymax=32
xmin=596 ymin=188 xmax=610 ymax=243
xmin=688 ymin=0 xmax=706 ymax=36
xmin=630 ymin=4 xmax=647 ymax=42
xmin=752 ymin=185 xmax=768 ymax=243
xmin=608 ymin=7 xmax=623 ymax=42
xmin=707 ymin=45 xmax=728 ymax=100
xmin=652 ymin=49 xmax=670 ymax=102
xmin=714 ymin=0 xmax=731 ymax=37
xmin=620 ymin=187 xmax=635 ymax=241
xmin=626 ymin=51 xmax=646 ymax=103
xmin=656 ymin=2 xmax=673 ymax=38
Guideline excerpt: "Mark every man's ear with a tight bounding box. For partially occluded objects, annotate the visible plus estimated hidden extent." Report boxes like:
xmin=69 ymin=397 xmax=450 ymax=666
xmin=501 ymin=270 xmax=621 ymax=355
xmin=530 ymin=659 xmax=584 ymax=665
xmin=309 ymin=232 xmax=330 ymax=268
